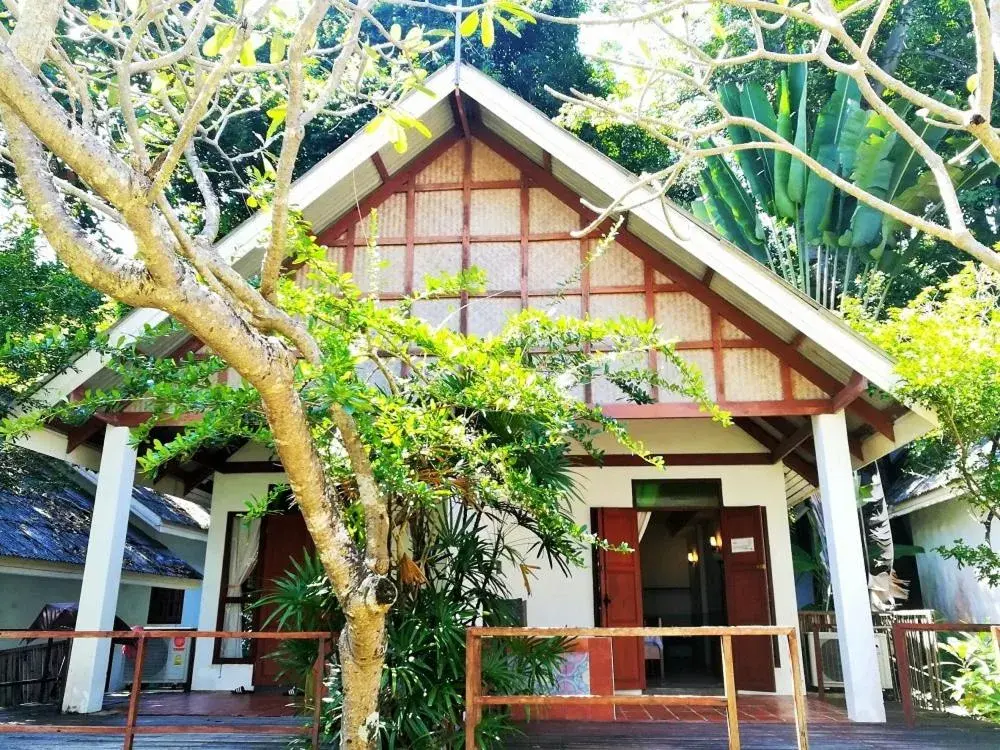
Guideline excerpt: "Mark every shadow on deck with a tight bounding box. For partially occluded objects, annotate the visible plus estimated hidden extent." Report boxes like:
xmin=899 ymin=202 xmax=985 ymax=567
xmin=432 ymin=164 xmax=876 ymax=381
xmin=1 ymin=693 xmax=998 ymax=748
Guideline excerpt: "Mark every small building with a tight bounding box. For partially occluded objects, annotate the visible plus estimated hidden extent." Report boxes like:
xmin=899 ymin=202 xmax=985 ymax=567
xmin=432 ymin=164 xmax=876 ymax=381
xmin=19 ymin=64 xmax=935 ymax=723
xmin=886 ymin=448 xmax=1000 ymax=623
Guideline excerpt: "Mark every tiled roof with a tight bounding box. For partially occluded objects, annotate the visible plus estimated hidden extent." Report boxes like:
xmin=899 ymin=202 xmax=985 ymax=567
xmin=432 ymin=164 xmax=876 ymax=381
xmin=0 ymin=448 xmax=201 ymax=579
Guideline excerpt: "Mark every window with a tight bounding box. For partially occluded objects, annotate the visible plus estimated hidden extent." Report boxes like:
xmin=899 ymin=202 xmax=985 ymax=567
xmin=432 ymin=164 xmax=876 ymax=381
xmin=213 ymin=512 xmax=261 ymax=663
xmin=632 ymin=479 xmax=723 ymax=509
xmin=147 ymin=587 xmax=184 ymax=625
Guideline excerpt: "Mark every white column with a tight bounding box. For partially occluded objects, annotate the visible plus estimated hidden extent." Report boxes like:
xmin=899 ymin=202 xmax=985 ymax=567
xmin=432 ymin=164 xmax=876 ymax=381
xmin=62 ymin=425 xmax=137 ymax=713
xmin=812 ymin=411 xmax=886 ymax=723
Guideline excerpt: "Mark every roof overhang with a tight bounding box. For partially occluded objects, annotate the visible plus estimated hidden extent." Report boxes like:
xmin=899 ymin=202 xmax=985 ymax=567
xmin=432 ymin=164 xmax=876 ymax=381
xmin=32 ymin=63 xmax=935 ymax=493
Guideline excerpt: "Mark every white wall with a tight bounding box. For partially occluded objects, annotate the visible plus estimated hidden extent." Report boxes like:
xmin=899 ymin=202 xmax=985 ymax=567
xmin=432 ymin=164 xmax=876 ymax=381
xmin=0 ymin=572 xmax=151 ymax=649
xmin=197 ymin=421 xmax=799 ymax=694
xmin=908 ymin=501 xmax=1000 ymax=624
xmin=498 ymin=418 xmax=799 ymax=694
xmin=190 ymin=471 xmax=283 ymax=691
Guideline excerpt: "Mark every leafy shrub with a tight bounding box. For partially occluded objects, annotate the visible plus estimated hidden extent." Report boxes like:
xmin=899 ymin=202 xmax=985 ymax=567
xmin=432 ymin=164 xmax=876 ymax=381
xmin=259 ymin=502 xmax=569 ymax=748
xmin=940 ymin=633 xmax=1000 ymax=723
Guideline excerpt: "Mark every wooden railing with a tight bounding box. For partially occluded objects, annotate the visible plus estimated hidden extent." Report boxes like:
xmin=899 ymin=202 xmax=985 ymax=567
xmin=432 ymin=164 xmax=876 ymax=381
xmin=0 ymin=629 xmax=333 ymax=750
xmin=893 ymin=622 xmax=997 ymax=727
xmin=464 ymin=626 xmax=809 ymax=750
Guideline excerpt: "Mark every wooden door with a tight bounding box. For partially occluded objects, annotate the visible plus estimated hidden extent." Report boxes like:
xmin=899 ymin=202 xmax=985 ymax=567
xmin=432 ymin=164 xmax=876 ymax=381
xmin=720 ymin=506 xmax=776 ymax=692
xmin=254 ymin=511 xmax=316 ymax=687
xmin=596 ymin=508 xmax=645 ymax=691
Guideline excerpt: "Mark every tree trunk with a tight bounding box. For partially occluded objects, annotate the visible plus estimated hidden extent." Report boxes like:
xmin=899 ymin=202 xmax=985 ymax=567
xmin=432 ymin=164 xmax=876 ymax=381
xmin=338 ymin=610 xmax=389 ymax=749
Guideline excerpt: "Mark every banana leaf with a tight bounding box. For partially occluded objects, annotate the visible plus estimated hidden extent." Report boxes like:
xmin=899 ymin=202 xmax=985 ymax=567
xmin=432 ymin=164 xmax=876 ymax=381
xmin=739 ymin=82 xmax=779 ymax=189
xmin=787 ymin=65 xmax=810 ymax=205
xmin=773 ymin=72 xmax=796 ymax=220
xmin=696 ymin=176 xmax=769 ymax=263
xmin=848 ymin=113 xmax=898 ymax=248
xmin=720 ymin=84 xmax=774 ymax=211
xmin=803 ymin=75 xmax=861 ymax=243
xmin=702 ymin=148 xmax=760 ymax=242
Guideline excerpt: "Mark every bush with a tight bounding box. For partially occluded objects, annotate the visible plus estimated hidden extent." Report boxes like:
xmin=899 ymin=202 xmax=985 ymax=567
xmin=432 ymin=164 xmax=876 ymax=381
xmin=940 ymin=633 xmax=1000 ymax=723
xmin=259 ymin=502 xmax=569 ymax=748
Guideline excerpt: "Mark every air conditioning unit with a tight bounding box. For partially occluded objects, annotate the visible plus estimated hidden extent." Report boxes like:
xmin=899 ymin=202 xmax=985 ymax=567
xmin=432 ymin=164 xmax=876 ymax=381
xmin=806 ymin=631 xmax=893 ymax=690
xmin=122 ymin=626 xmax=194 ymax=688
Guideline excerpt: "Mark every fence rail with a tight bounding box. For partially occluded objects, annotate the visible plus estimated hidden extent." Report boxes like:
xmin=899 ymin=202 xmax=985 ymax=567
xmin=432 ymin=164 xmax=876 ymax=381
xmin=0 ymin=629 xmax=333 ymax=750
xmin=892 ymin=622 xmax=996 ymax=727
xmin=0 ymin=637 xmax=70 ymax=707
xmin=463 ymin=625 xmax=809 ymax=750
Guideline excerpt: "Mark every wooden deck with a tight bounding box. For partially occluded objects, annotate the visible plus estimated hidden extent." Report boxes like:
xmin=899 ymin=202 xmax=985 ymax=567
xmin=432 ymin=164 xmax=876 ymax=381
xmin=1 ymin=693 xmax=997 ymax=748
xmin=508 ymin=718 xmax=1000 ymax=749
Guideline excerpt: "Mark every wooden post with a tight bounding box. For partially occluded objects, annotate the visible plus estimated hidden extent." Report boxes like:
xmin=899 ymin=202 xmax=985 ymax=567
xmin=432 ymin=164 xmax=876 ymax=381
xmin=893 ymin=624 xmax=916 ymax=727
xmin=786 ymin=631 xmax=809 ymax=750
xmin=464 ymin=630 xmax=482 ymax=750
xmin=310 ymin=637 xmax=329 ymax=750
xmin=122 ymin=634 xmax=147 ymax=750
xmin=720 ymin=634 xmax=740 ymax=750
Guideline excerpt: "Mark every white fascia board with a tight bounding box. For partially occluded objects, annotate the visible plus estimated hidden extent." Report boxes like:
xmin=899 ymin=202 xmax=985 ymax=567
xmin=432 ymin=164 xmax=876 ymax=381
xmin=0 ymin=558 xmax=199 ymax=588
xmin=457 ymin=66 xmax=935 ymax=426
xmin=888 ymin=484 xmax=961 ymax=518
xmin=860 ymin=409 xmax=935 ymax=465
xmin=158 ymin=522 xmax=210 ymax=542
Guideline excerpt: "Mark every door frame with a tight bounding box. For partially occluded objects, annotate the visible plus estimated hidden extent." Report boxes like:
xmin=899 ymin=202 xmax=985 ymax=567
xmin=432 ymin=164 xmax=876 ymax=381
xmin=592 ymin=487 xmax=780 ymax=694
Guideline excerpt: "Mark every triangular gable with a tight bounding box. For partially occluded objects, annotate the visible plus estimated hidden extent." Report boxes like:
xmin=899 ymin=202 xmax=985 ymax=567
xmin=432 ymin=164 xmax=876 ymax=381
xmin=309 ymin=132 xmax=895 ymax=441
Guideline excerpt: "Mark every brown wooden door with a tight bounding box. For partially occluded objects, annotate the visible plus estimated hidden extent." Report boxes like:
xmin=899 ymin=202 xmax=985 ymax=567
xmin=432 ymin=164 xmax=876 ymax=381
xmin=254 ymin=511 xmax=316 ymax=687
xmin=720 ymin=506 xmax=776 ymax=692
xmin=596 ymin=508 xmax=646 ymax=691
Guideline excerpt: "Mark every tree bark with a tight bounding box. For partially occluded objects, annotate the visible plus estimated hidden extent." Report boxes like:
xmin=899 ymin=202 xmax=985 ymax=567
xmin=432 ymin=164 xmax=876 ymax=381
xmin=338 ymin=610 xmax=389 ymax=750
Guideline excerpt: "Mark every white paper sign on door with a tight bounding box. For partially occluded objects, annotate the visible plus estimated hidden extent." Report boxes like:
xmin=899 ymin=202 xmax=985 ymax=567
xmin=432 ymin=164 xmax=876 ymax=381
xmin=730 ymin=536 xmax=755 ymax=553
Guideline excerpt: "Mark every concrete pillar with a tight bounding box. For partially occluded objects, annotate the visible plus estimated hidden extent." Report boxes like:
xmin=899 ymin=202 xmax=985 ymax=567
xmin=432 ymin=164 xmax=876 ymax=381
xmin=62 ymin=425 xmax=137 ymax=713
xmin=812 ymin=411 xmax=886 ymax=723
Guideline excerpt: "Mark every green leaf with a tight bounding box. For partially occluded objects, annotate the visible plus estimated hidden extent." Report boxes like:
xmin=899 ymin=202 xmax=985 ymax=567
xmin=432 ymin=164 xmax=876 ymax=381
xmin=803 ymin=74 xmax=860 ymax=243
xmin=87 ymin=13 xmax=115 ymax=31
xmin=719 ymin=84 xmax=773 ymax=211
xmin=270 ymin=35 xmax=287 ymax=64
xmin=266 ymin=104 xmax=286 ymax=139
xmin=481 ymin=11 xmax=495 ymax=48
xmin=496 ymin=1 xmax=536 ymax=23
xmin=787 ymin=64 xmax=809 ymax=205
xmin=240 ymin=39 xmax=257 ymax=67
xmin=738 ymin=83 xmax=779 ymax=185
xmin=460 ymin=10 xmax=479 ymax=37
xmin=773 ymin=72 xmax=796 ymax=220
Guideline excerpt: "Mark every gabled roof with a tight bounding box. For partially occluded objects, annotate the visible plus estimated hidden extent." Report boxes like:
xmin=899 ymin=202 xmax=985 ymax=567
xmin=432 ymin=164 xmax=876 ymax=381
xmin=0 ymin=447 xmax=202 ymax=578
xmin=34 ymin=63 xmax=934 ymax=477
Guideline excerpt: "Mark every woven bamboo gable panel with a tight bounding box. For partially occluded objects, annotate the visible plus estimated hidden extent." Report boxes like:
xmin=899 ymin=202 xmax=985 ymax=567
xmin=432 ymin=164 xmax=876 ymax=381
xmin=314 ymin=136 xmax=837 ymax=410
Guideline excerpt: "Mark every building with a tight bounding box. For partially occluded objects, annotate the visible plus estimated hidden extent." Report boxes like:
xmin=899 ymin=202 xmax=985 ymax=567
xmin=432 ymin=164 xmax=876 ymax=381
xmin=18 ymin=64 xmax=935 ymax=724
xmin=886 ymin=448 xmax=1000 ymax=623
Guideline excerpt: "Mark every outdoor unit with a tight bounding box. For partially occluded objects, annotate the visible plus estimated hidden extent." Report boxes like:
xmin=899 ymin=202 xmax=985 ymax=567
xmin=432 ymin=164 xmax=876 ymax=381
xmin=122 ymin=625 xmax=194 ymax=688
xmin=806 ymin=631 xmax=894 ymax=690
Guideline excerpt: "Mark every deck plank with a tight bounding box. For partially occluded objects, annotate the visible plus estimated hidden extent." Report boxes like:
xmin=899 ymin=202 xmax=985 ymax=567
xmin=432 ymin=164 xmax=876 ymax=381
xmin=507 ymin=720 xmax=1000 ymax=749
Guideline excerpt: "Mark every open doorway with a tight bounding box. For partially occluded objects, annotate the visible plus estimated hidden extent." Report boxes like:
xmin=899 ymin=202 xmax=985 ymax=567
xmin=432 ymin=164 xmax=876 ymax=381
xmin=636 ymin=483 xmax=725 ymax=693
xmin=594 ymin=481 xmax=777 ymax=694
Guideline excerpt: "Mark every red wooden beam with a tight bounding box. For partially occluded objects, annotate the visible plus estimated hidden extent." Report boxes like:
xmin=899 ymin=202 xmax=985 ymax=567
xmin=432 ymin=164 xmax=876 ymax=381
xmin=570 ymin=452 xmax=772 ymax=467
xmin=601 ymin=399 xmax=834 ymax=420
xmin=66 ymin=417 xmax=104 ymax=453
xmin=316 ymin=129 xmax=464 ymax=247
xmin=831 ymin=371 xmax=868 ymax=413
xmin=770 ymin=422 xmax=813 ymax=463
xmin=371 ymin=152 xmax=390 ymax=182
xmin=451 ymin=90 xmax=472 ymax=140
xmin=733 ymin=418 xmax=819 ymax=487
xmin=473 ymin=128 xmax=897 ymax=440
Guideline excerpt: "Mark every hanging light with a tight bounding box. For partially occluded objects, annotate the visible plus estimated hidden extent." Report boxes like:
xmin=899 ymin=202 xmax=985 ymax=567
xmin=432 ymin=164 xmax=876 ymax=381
xmin=687 ymin=549 xmax=699 ymax=564
xmin=709 ymin=533 xmax=722 ymax=550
